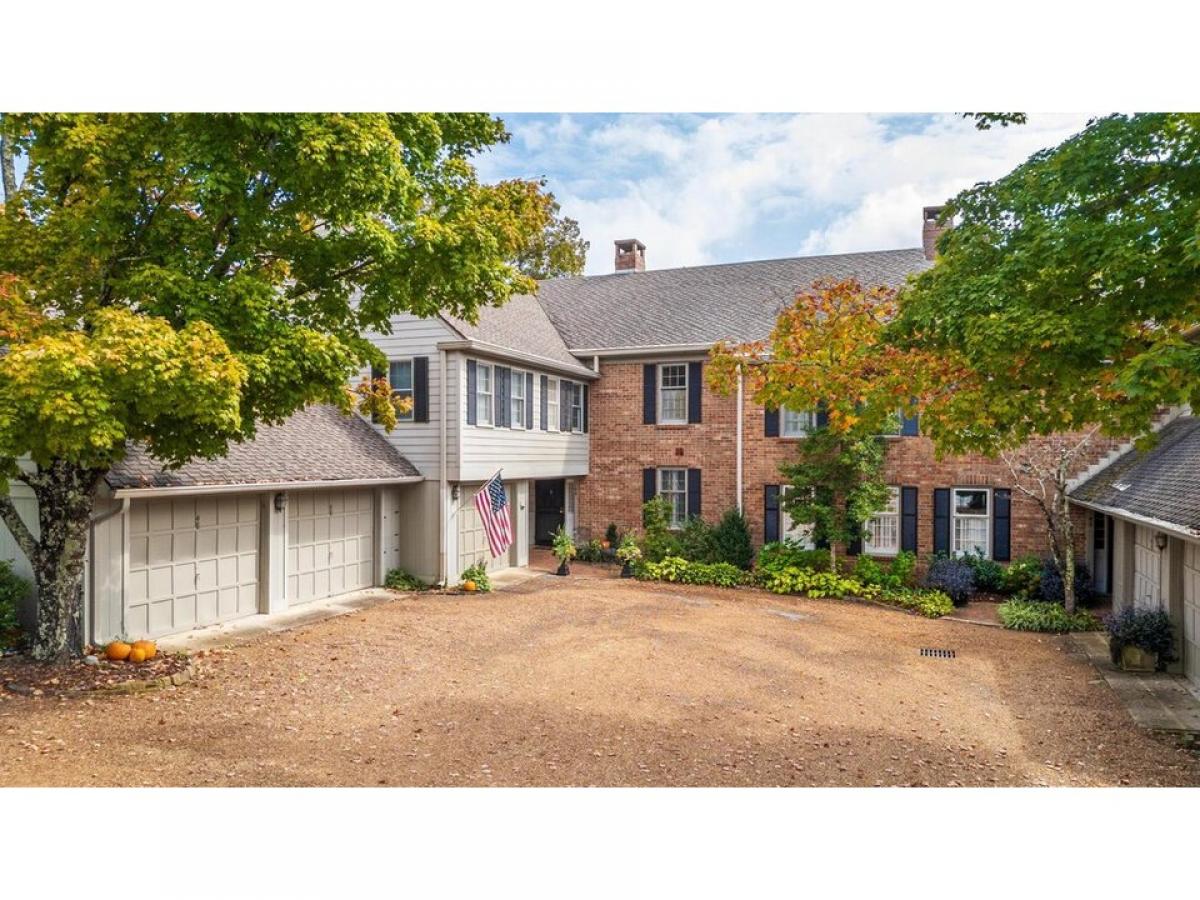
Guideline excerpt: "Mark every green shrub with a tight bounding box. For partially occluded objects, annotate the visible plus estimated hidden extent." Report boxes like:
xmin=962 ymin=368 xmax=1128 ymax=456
xmin=384 ymin=568 xmax=426 ymax=591
xmin=878 ymin=588 xmax=954 ymax=618
xmin=1002 ymin=555 xmax=1043 ymax=599
xmin=551 ymin=526 xmax=577 ymax=565
xmin=459 ymin=563 xmax=492 ymax=593
xmin=757 ymin=566 xmax=865 ymax=598
xmin=997 ymin=600 xmax=1102 ymax=632
xmin=637 ymin=556 xmax=748 ymax=588
xmin=576 ymin=538 xmax=605 ymax=563
xmin=678 ymin=516 xmax=718 ymax=563
xmin=755 ymin=541 xmax=831 ymax=575
xmin=616 ymin=532 xmax=642 ymax=566
xmin=641 ymin=497 xmax=682 ymax=562
xmin=0 ymin=560 xmax=29 ymax=649
xmin=853 ymin=551 xmax=918 ymax=591
xmin=605 ymin=523 xmax=619 ymax=545
xmin=711 ymin=508 xmax=754 ymax=569
xmin=963 ymin=550 xmax=1006 ymax=594
xmin=888 ymin=551 xmax=917 ymax=588
xmin=852 ymin=555 xmax=887 ymax=587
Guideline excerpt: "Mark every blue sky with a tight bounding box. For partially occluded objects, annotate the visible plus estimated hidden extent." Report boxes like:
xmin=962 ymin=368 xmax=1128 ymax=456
xmin=476 ymin=113 xmax=1094 ymax=275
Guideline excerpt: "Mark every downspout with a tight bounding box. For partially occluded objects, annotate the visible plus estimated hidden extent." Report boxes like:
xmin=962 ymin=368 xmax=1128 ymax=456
xmin=735 ymin=365 xmax=744 ymax=513
xmin=438 ymin=348 xmax=448 ymax=587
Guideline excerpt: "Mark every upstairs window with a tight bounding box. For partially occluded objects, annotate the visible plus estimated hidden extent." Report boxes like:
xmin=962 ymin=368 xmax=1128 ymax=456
xmin=475 ymin=362 xmax=494 ymax=427
xmin=388 ymin=359 xmax=415 ymax=422
xmin=658 ymin=364 xmax=688 ymax=425
xmin=781 ymin=407 xmax=815 ymax=438
xmin=952 ymin=488 xmax=990 ymax=557
xmin=511 ymin=369 xmax=527 ymax=429
xmin=547 ymin=376 xmax=560 ymax=431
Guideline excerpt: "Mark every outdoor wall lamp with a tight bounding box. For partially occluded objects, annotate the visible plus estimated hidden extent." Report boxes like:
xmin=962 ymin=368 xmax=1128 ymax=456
xmin=451 ymin=484 xmax=460 ymax=501
xmin=1154 ymin=532 xmax=1169 ymax=551
xmin=274 ymin=492 xmax=287 ymax=513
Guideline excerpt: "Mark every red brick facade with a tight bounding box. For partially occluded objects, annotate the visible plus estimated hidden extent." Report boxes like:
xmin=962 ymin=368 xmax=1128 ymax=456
xmin=578 ymin=358 xmax=1123 ymax=563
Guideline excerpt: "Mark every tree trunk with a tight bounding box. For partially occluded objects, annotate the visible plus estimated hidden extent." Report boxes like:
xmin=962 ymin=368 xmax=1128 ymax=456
xmin=24 ymin=462 xmax=103 ymax=661
xmin=1058 ymin=485 xmax=1077 ymax=614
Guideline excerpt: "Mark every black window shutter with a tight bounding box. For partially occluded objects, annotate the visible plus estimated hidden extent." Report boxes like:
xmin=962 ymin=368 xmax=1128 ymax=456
xmin=687 ymin=469 xmax=701 ymax=520
xmin=900 ymin=411 xmax=919 ymax=437
xmin=370 ymin=364 xmax=384 ymax=423
xmin=815 ymin=400 xmax=829 ymax=429
xmin=900 ymin=486 xmax=918 ymax=553
xmin=560 ymin=380 xmax=570 ymax=431
xmin=582 ymin=383 xmax=589 ymax=433
xmin=539 ymin=375 xmax=548 ymax=431
xmin=643 ymin=468 xmax=656 ymax=503
xmin=643 ymin=364 xmax=656 ymax=425
xmin=525 ymin=372 xmax=534 ymax=429
xmin=764 ymin=485 xmax=780 ymax=544
xmin=493 ymin=366 xmax=504 ymax=427
xmin=413 ymin=357 xmax=430 ymax=423
xmin=687 ymin=361 xmax=702 ymax=424
xmin=933 ymin=488 xmax=951 ymax=556
xmin=993 ymin=488 xmax=1012 ymax=562
xmin=764 ymin=407 xmax=780 ymax=437
xmin=846 ymin=500 xmax=862 ymax=556
xmin=466 ymin=359 xmax=477 ymax=426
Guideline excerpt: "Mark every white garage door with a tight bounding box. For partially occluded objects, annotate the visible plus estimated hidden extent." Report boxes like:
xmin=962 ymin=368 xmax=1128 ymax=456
xmin=1183 ymin=541 xmax=1200 ymax=689
xmin=287 ymin=489 xmax=375 ymax=604
xmin=127 ymin=494 xmax=260 ymax=638
xmin=457 ymin=482 xmax=515 ymax=574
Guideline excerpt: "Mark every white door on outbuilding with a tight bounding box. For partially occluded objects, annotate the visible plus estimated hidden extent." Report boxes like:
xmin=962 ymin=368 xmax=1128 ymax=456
xmin=126 ymin=494 xmax=260 ymax=638
xmin=286 ymin=489 xmax=375 ymax=603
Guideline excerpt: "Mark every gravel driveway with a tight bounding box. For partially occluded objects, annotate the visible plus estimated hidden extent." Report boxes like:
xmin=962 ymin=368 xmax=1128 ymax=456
xmin=2 ymin=566 xmax=1197 ymax=786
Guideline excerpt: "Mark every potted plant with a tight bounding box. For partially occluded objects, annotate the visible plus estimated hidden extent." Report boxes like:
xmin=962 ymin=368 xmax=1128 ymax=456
xmin=616 ymin=533 xmax=642 ymax=578
xmin=1107 ymin=607 xmax=1176 ymax=672
xmin=551 ymin=526 xmax=577 ymax=576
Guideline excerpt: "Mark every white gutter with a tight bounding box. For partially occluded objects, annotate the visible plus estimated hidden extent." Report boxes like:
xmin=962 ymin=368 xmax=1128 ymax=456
xmin=438 ymin=348 xmax=448 ymax=588
xmin=435 ymin=339 xmax=599 ymax=380
xmin=1069 ymin=497 xmax=1200 ymax=542
xmin=111 ymin=475 xmax=423 ymax=499
xmin=736 ymin=365 xmax=744 ymax=513
xmin=568 ymin=342 xmax=715 ymax=358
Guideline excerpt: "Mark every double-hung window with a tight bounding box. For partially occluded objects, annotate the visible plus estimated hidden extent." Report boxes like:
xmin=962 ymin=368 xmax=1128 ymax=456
xmin=510 ymin=369 xmax=526 ymax=429
xmin=864 ymin=486 xmax=900 ymax=556
xmin=952 ymin=488 xmax=990 ymax=557
xmin=658 ymin=364 xmax=688 ymax=424
xmin=389 ymin=359 xmax=415 ymax=422
xmin=781 ymin=407 xmax=815 ymax=438
xmin=546 ymin=376 xmax=560 ymax=431
xmin=476 ymin=362 xmax=494 ymax=427
xmin=657 ymin=468 xmax=688 ymax=529
xmin=570 ymin=383 xmax=583 ymax=433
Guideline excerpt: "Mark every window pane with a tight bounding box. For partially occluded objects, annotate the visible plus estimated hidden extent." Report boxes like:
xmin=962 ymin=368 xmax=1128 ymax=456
xmin=954 ymin=489 xmax=988 ymax=515
xmin=660 ymin=364 xmax=687 ymax=389
xmin=660 ymin=389 xmax=686 ymax=423
xmin=954 ymin=516 xmax=989 ymax=555
xmin=389 ymin=360 xmax=413 ymax=391
xmin=781 ymin=407 xmax=813 ymax=437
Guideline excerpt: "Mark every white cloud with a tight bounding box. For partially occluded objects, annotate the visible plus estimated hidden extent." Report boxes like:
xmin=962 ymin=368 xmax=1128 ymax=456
xmin=486 ymin=113 xmax=1095 ymax=274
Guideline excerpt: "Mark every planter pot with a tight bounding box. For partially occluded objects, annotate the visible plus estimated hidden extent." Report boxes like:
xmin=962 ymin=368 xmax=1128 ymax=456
xmin=1119 ymin=644 xmax=1158 ymax=673
xmin=620 ymin=561 xmax=634 ymax=578
xmin=555 ymin=561 xmax=570 ymax=577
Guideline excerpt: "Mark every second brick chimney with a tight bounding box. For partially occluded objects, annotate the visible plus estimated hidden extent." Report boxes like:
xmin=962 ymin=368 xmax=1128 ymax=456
xmin=614 ymin=238 xmax=646 ymax=273
xmin=922 ymin=206 xmax=947 ymax=260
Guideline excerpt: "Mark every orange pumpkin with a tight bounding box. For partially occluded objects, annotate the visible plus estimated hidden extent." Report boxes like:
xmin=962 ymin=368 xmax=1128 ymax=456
xmin=463 ymin=580 xmax=477 ymax=592
xmin=106 ymin=641 xmax=132 ymax=661
xmin=133 ymin=640 xmax=157 ymax=660
xmin=128 ymin=647 xmax=147 ymax=664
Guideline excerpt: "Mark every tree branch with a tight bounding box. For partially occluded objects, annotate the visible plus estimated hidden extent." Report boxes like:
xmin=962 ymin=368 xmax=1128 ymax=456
xmin=0 ymin=493 xmax=38 ymax=562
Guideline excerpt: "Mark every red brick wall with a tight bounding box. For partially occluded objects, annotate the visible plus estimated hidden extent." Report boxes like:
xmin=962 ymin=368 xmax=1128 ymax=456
xmin=579 ymin=358 xmax=1123 ymax=562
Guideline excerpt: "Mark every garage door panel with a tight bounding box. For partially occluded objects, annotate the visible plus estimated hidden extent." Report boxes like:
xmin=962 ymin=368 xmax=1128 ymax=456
xmin=173 ymin=531 xmax=195 ymax=562
xmin=286 ymin=489 xmax=375 ymax=604
xmin=196 ymin=528 xmax=217 ymax=558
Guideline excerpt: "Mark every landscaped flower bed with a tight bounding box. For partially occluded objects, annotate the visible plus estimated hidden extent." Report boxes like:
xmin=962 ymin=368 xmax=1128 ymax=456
xmin=1 ymin=648 xmax=193 ymax=698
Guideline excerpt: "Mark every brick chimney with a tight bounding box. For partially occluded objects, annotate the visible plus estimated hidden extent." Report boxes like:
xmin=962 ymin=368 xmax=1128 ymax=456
xmin=614 ymin=238 xmax=646 ymax=273
xmin=922 ymin=206 xmax=947 ymax=260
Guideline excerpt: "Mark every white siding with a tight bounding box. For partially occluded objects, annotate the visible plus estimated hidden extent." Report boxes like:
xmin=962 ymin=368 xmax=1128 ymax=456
xmin=388 ymin=480 xmax=441 ymax=585
xmin=0 ymin=481 xmax=39 ymax=629
xmin=1183 ymin=540 xmax=1200 ymax=689
xmin=456 ymin=355 xmax=590 ymax=482
xmin=361 ymin=312 xmax=458 ymax=477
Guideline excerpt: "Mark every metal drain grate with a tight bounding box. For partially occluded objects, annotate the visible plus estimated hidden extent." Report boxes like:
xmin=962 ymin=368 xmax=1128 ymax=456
xmin=920 ymin=648 xmax=956 ymax=659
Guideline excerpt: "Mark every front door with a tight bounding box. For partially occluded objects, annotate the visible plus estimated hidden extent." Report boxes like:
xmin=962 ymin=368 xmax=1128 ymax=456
xmin=534 ymin=479 xmax=565 ymax=545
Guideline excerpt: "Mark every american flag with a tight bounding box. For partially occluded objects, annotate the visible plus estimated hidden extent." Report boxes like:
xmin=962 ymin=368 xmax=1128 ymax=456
xmin=474 ymin=472 xmax=513 ymax=558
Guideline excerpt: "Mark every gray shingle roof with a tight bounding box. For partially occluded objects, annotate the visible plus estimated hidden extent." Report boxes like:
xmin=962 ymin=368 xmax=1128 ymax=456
xmin=535 ymin=248 xmax=931 ymax=350
xmin=106 ymin=404 xmax=420 ymax=491
xmin=1070 ymin=416 xmax=1200 ymax=537
xmin=442 ymin=292 xmax=581 ymax=367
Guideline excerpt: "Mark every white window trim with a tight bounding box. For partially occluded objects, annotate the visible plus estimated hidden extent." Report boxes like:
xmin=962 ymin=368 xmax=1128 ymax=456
xmin=546 ymin=376 xmax=560 ymax=432
xmin=864 ymin=486 xmax=901 ymax=557
xmin=510 ymin=369 xmax=527 ymax=430
xmin=388 ymin=358 xmax=415 ymax=423
xmin=569 ymin=382 xmax=584 ymax=433
xmin=475 ymin=361 xmax=494 ymax=428
xmin=951 ymin=487 xmax=991 ymax=558
xmin=781 ymin=406 xmax=814 ymax=438
xmin=657 ymin=467 xmax=688 ymax=530
xmin=657 ymin=363 xmax=688 ymax=425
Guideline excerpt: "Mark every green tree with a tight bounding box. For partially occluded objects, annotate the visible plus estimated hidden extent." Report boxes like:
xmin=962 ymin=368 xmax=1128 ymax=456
xmin=512 ymin=189 xmax=588 ymax=279
xmin=0 ymin=113 xmax=561 ymax=660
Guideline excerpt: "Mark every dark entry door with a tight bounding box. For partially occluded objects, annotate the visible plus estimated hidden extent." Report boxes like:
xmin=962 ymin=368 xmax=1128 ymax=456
xmin=535 ymin=480 xmax=566 ymax=545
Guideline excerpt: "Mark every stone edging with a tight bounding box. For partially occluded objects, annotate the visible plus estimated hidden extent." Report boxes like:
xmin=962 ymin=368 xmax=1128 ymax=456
xmin=84 ymin=661 xmax=198 ymax=697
